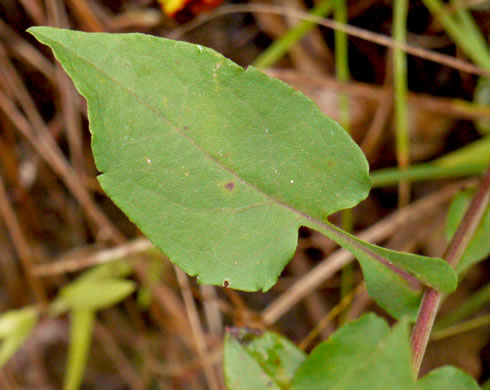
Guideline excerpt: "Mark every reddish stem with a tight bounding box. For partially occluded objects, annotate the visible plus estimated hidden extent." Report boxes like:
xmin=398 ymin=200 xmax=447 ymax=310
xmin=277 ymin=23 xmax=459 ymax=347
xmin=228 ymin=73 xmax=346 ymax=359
xmin=411 ymin=167 xmax=490 ymax=375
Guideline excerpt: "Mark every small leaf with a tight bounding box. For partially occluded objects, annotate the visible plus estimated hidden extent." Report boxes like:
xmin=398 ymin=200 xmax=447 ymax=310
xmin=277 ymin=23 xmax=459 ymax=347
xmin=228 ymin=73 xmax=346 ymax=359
xmin=60 ymin=279 xmax=135 ymax=310
xmin=0 ymin=307 xmax=38 ymax=368
xmin=446 ymin=190 xmax=490 ymax=274
xmin=65 ymin=309 xmax=95 ymax=390
xmin=291 ymin=314 xmax=416 ymax=390
xmin=474 ymin=77 xmax=490 ymax=135
xmin=0 ymin=307 xmax=37 ymax=338
xmin=348 ymin=247 xmax=421 ymax=320
xmin=224 ymin=329 xmax=306 ymax=389
xmin=418 ymin=366 xmax=481 ymax=390
xmin=309 ymin=221 xmax=456 ymax=319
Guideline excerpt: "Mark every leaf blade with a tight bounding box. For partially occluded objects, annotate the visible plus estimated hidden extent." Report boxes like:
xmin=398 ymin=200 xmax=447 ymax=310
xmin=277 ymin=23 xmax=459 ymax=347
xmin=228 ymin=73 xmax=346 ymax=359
xmin=224 ymin=330 xmax=306 ymax=389
xmin=0 ymin=307 xmax=38 ymax=368
xmin=291 ymin=314 xmax=416 ymax=390
xmin=418 ymin=366 xmax=481 ymax=390
xmin=28 ymin=26 xmax=370 ymax=292
xmin=28 ymin=27 xmax=457 ymax=307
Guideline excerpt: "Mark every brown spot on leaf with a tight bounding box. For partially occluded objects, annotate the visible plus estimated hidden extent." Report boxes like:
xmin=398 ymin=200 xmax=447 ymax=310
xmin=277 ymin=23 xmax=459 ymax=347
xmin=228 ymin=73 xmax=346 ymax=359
xmin=223 ymin=279 xmax=230 ymax=288
xmin=184 ymin=126 xmax=189 ymax=130
xmin=225 ymin=182 xmax=235 ymax=191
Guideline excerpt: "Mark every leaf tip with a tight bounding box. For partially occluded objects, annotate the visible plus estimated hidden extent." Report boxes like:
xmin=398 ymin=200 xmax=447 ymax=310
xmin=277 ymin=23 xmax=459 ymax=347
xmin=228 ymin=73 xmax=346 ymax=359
xmin=27 ymin=26 xmax=65 ymax=45
xmin=26 ymin=25 xmax=51 ymax=39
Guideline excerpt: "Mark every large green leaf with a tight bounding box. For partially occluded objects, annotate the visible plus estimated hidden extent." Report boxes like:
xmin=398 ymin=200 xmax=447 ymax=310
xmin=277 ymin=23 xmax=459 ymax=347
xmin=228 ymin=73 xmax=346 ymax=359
xmin=224 ymin=330 xmax=306 ymax=389
xmin=28 ymin=28 xmax=456 ymax=311
xmin=418 ymin=366 xmax=481 ymax=390
xmin=290 ymin=314 xmax=415 ymax=390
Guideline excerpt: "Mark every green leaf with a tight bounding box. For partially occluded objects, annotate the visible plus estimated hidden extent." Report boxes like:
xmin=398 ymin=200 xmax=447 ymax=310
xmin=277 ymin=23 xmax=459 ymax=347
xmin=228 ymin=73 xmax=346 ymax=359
xmin=418 ymin=366 xmax=481 ymax=390
xmin=291 ymin=314 xmax=416 ymax=390
xmin=310 ymin=221 xmax=456 ymax=320
xmin=28 ymin=26 xmax=370 ymax=292
xmin=76 ymin=260 xmax=132 ymax=283
xmin=0 ymin=307 xmax=38 ymax=367
xmin=224 ymin=330 xmax=306 ymax=389
xmin=434 ymin=136 xmax=490 ymax=169
xmin=482 ymin=379 xmax=490 ymax=390
xmin=27 ymin=27 xmax=457 ymax=313
xmin=60 ymin=279 xmax=135 ymax=310
xmin=474 ymin=78 xmax=490 ymax=135
xmin=65 ymin=309 xmax=95 ymax=390
xmin=446 ymin=190 xmax=490 ymax=274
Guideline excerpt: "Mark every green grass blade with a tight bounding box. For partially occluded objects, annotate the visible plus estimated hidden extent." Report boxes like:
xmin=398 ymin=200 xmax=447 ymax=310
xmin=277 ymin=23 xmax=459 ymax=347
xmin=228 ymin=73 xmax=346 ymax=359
xmin=252 ymin=1 xmax=334 ymax=68
xmin=64 ymin=309 xmax=95 ymax=390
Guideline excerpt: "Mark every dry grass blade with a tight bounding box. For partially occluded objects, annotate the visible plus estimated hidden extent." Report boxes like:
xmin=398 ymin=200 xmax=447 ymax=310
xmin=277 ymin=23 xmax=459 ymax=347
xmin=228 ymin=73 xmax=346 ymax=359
xmin=47 ymin=0 xmax=86 ymax=178
xmin=265 ymin=69 xmax=490 ymax=120
xmin=33 ymin=238 xmax=152 ymax=276
xmin=66 ymin=0 xmax=105 ymax=32
xmin=299 ymin=282 xmax=366 ymax=350
xmin=200 ymin=285 xmax=224 ymax=336
xmin=174 ymin=267 xmax=223 ymax=390
xmin=0 ymin=19 xmax=56 ymax=84
xmin=94 ymin=322 xmax=146 ymax=390
xmin=169 ymin=4 xmax=490 ymax=77
xmin=0 ymin=45 xmax=124 ymax=244
xmin=0 ymin=176 xmax=47 ymax=303
xmin=18 ymin=0 xmax=46 ymax=25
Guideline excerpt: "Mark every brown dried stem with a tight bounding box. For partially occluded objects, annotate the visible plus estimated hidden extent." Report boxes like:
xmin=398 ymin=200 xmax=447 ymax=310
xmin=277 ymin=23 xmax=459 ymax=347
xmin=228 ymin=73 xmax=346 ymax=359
xmin=169 ymin=4 xmax=490 ymax=77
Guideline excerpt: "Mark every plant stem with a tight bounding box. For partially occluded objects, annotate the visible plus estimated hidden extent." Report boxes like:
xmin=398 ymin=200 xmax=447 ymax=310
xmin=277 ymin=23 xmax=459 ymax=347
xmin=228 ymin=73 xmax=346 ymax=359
xmin=393 ymin=0 xmax=410 ymax=206
xmin=334 ymin=0 xmax=350 ymax=131
xmin=410 ymin=167 xmax=490 ymax=375
xmin=333 ymin=0 xmax=354 ymax=325
xmin=252 ymin=1 xmax=334 ymax=68
xmin=339 ymin=208 xmax=353 ymax=325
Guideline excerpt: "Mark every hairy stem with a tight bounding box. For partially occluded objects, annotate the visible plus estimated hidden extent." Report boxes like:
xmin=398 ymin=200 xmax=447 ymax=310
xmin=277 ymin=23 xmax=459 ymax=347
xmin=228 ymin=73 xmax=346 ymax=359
xmin=411 ymin=167 xmax=490 ymax=375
